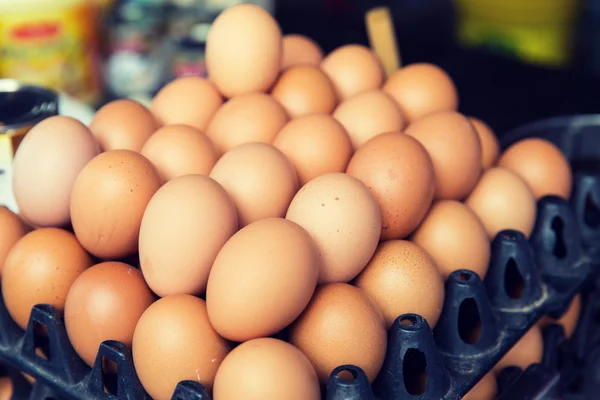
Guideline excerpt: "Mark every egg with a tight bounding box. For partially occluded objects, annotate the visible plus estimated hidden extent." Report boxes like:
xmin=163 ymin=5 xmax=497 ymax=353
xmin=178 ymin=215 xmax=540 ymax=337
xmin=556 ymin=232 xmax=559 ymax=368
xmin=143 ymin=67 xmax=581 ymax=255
xmin=206 ymin=218 xmax=319 ymax=342
xmin=206 ymin=93 xmax=289 ymax=154
xmin=406 ymin=111 xmax=482 ymax=200
xmin=383 ymin=63 xmax=458 ymax=123
xmin=494 ymin=325 xmax=544 ymax=372
xmin=462 ymin=372 xmax=497 ymax=400
xmin=0 ymin=377 xmax=12 ymax=400
xmin=411 ymin=200 xmax=490 ymax=279
xmin=206 ymin=3 xmax=282 ymax=97
xmin=133 ymin=295 xmax=231 ymax=400
xmin=346 ymin=132 xmax=435 ymax=240
xmin=11 ymin=116 xmax=99 ymax=227
xmin=470 ymin=117 xmax=499 ymax=170
xmin=282 ymin=34 xmax=324 ymax=69
xmin=538 ymin=294 xmax=581 ymax=339
xmin=498 ymin=138 xmax=572 ymax=200
xmin=0 ymin=207 xmax=28 ymax=273
xmin=333 ymin=90 xmax=405 ymax=149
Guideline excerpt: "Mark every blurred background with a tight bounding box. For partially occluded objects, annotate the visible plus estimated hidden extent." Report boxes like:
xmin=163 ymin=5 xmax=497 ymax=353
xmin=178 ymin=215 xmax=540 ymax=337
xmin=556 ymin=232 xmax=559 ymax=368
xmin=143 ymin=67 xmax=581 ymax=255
xmin=1 ymin=0 xmax=598 ymax=136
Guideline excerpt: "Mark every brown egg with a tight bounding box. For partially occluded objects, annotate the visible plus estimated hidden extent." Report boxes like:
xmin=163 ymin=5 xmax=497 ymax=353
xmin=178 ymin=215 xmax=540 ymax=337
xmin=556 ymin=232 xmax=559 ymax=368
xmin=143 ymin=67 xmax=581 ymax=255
xmin=0 ymin=377 xmax=12 ymax=400
xmin=289 ymin=283 xmax=387 ymax=383
xmin=206 ymin=93 xmax=289 ymax=154
xmin=70 ymin=150 xmax=162 ymax=259
xmin=462 ymin=372 xmax=497 ymax=400
xmin=133 ymin=295 xmax=231 ymax=400
xmin=213 ymin=338 xmax=320 ymax=400
xmin=282 ymin=34 xmax=324 ymax=69
xmin=271 ymin=65 xmax=337 ymax=118
xmin=333 ymin=90 xmax=405 ymax=149
xmin=0 ymin=207 xmax=28 ymax=273
xmin=273 ymin=114 xmax=352 ymax=185
xmin=539 ymin=294 xmax=581 ymax=339
xmin=206 ymin=3 xmax=282 ymax=97
xmin=354 ymin=240 xmax=444 ymax=329
xmin=346 ymin=132 xmax=435 ymax=240
xmin=150 ymin=76 xmax=223 ymax=131
xmin=406 ymin=111 xmax=482 ymax=200
xmin=64 ymin=262 xmax=155 ymax=367
xmin=2 ymin=228 xmax=92 ymax=329
xmin=140 ymin=124 xmax=218 ymax=181
xmin=411 ymin=200 xmax=490 ymax=279
xmin=321 ymin=45 xmax=384 ymax=100
xmin=90 ymin=99 xmax=158 ymax=152
xmin=494 ymin=325 xmax=543 ymax=372
xmin=383 ymin=63 xmax=458 ymax=123
xmin=498 ymin=138 xmax=572 ymax=200
xmin=470 ymin=117 xmax=499 ymax=170
xmin=210 ymin=143 xmax=298 ymax=227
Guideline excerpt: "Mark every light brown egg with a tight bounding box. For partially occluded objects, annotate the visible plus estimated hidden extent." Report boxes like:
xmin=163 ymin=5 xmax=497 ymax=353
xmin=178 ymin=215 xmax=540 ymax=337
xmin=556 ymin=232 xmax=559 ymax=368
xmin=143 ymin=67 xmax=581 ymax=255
xmin=498 ymin=138 xmax=572 ymax=200
xmin=213 ymin=338 xmax=320 ymax=400
xmin=140 ymin=124 xmax=218 ymax=181
xmin=206 ymin=3 xmax=282 ymax=97
xmin=210 ymin=143 xmax=298 ymax=227
xmin=321 ymin=44 xmax=384 ymax=100
xmin=0 ymin=377 xmax=12 ymax=400
xmin=289 ymin=283 xmax=387 ymax=383
xmin=282 ymin=34 xmax=324 ymax=69
xmin=346 ymin=132 xmax=435 ymax=240
xmin=383 ymin=63 xmax=458 ymax=123
xmin=90 ymin=99 xmax=158 ymax=152
xmin=271 ymin=65 xmax=337 ymax=118
xmin=406 ymin=111 xmax=482 ymax=200
xmin=354 ymin=240 xmax=444 ymax=329
xmin=133 ymin=295 xmax=232 ymax=400
xmin=411 ymin=200 xmax=490 ymax=279
xmin=333 ymin=90 xmax=405 ymax=149
xmin=466 ymin=167 xmax=537 ymax=239
xmin=2 ymin=228 xmax=92 ymax=329
xmin=70 ymin=150 xmax=162 ymax=259
xmin=539 ymin=294 xmax=581 ymax=339
xmin=273 ymin=114 xmax=352 ymax=185
xmin=462 ymin=372 xmax=497 ymax=400
xmin=206 ymin=218 xmax=319 ymax=342
xmin=150 ymin=76 xmax=223 ymax=131
xmin=0 ymin=207 xmax=28 ymax=274
xmin=206 ymin=93 xmax=289 ymax=154
xmin=470 ymin=117 xmax=499 ymax=170
xmin=494 ymin=325 xmax=544 ymax=372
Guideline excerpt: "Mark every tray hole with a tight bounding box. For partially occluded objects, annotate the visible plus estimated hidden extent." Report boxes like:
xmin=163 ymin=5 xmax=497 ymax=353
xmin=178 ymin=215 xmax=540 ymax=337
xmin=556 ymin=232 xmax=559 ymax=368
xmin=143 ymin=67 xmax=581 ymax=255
xmin=399 ymin=315 xmax=417 ymax=327
xmin=336 ymin=368 xmax=357 ymax=382
xmin=458 ymin=298 xmax=482 ymax=344
xmin=551 ymin=217 xmax=567 ymax=259
xmin=457 ymin=272 xmax=472 ymax=281
xmin=33 ymin=321 xmax=50 ymax=361
xmin=504 ymin=258 xmax=525 ymax=299
xmin=403 ymin=349 xmax=427 ymax=395
xmin=101 ymin=357 xmax=119 ymax=396
xmin=584 ymin=193 xmax=600 ymax=228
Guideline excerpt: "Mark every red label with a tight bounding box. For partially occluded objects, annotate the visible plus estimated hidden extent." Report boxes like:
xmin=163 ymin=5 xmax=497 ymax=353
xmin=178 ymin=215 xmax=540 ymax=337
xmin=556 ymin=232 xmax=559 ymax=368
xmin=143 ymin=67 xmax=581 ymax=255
xmin=11 ymin=23 xmax=61 ymax=40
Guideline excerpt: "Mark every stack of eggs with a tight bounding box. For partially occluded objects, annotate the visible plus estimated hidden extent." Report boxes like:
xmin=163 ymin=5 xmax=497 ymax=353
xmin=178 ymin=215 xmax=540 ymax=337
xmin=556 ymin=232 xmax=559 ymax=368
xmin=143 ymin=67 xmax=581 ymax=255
xmin=0 ymin=3 xmax=582 ymax=400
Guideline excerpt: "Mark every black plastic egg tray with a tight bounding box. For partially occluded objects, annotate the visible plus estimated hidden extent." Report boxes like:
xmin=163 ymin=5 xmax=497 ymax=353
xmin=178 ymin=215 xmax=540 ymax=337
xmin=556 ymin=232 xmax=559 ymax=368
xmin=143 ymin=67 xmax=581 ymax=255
xmin=2 ymin=115 xmax=600 ymax=400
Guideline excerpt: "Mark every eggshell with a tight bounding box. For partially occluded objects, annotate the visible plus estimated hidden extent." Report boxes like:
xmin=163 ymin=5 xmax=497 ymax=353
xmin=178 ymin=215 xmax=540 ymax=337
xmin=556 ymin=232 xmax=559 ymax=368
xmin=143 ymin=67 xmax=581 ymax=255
xmin=139 ymin=175 xmax=238 ymax=297
xmin=206 ymin=3 xmax=282 ymax=97
xmin=470 ymin=117 xmax=499 ymax=170
xmin=538 ymin=294 xmax=581 ymax=339
xmin=11 ymin=116 xmax=99 ymax=227
xmin=213 ymin=338 xmax=320 ymax=400
xmin=498 ymin=138 xmax=572 ymax=200
xmin=282 ymin=34 xmax=324 ymax=69
xmin=289 ymin=283 xmax=387 ymax=383
xmin=494 ymin=325 xmax=543 ymax=372
xmin=133 ymin=295 xmax=231 ymax=399
xmin=346 ymin=132 xmax=435 ymax=240
xmin=206 ymin=218 xmax=319 ymax=342
xmin=0 ymin=377 xmax=12 ymax=400
xmin=411 ymin=200 xmax=490 ymax=279
xmin=2 ymin=228 xmax=92 ymax=329
xmin=0 ymin=207 xmax=28 ymax=274
xmin=406 ymin=111 xmax=482 ymax=200
xmin=463 ymin=372 xmax=497 ymax=400
xmin=206 ymin=93 xmax=289 ymax=154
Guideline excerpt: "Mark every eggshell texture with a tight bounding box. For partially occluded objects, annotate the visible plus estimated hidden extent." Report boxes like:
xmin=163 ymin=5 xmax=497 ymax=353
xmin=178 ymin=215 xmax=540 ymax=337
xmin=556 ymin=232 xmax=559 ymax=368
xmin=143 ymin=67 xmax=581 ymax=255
xmin=383 ymin=63 xmax=458 ymax=123
xmin=494 ymin=325 xmax=543 ymax=372
xmin=210 ymin=143 xmax=298 ymax=227
xmin=286 ymin=173 xmax=381 ymax=284
xmin=206 ymin=93 xmax=289 ymax=154
xmin=282 ymin=34 xmax=324 ymax=69
xmin=346 ymin=132 xmax=435 ymax=240
xmin=289 ymin=283 xmax=387 ymax=383
xmin=140 ymin=124 xmax=218 ymax=181
xmin=498 ymin=138 xmax=572 ymax=200
xmin=354 ymin=240 xmax=444 ymax=329
xmin=321 ymin=45 xmax=384 ymax=100
xmin=411 ymin=200 xmax=490 ymax=279
xmin=539 ymin=294 xmax=581 ymax=339
xmin=139 ymin=175 xmax=238 ymax=297
xmin=150 ymin=76 xmax=223 ymax=131
xmin=133 ymin=295 xmax=231 ymax=399
xmin=470 ymin=117 xmax=499 ymax=170
xmin=206 ymin=3 xmax=282 ymax=97
xmin=12 ymin=116 xmax=99 ymax=227
xmin=273 ymin=114 xmax=353 ymax=185
xmin=206 ymin=218 xmax=319 ymax=342
xmin=463 ymin=372 xmax=497 ymax=400
xmin=2 ymin=228 xmax=92 ymax=329
xmin=406 ymin=111 xmax=482 ymax=200
xmin=213 ymin=338 xmax=320 ymax=400
xmin=90 ymin=99 xmax=158 ymax=152
xmin=271 ymin=65 xmax=337 ymax=118
xmin=64 ymin=262 xmax=155 ymax=367
xmin=70 ymin=150 xmax=162 ymax=259
xmin=333 ymin=90 xmax=405 ymax=149
xmin=0 ymin=207 xmax=28 ymax=273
